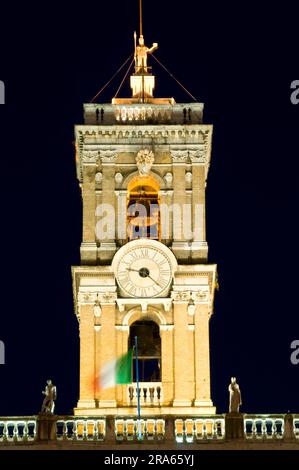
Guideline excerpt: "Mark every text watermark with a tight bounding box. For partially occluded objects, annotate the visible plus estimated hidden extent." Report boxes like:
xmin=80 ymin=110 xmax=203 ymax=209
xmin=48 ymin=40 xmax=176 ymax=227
xmin=290 ymin=340 xmax=299 ymax=365
xmin=95 ymin=202 xmax=204 ymax=241
xmin=290 ymin=80 xmax=299 ymax=105
xmin=0 ymin=81 xmax=4 ymax=104
xmin=0 ymin=340 xmax=5 ymax=364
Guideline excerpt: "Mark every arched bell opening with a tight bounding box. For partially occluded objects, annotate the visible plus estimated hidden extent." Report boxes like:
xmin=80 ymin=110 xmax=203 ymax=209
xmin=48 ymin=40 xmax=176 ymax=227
xmin=127 ymin=176 xmax=160 ymax=241
xmin=128 ymin=320 xmax=161 ymax=382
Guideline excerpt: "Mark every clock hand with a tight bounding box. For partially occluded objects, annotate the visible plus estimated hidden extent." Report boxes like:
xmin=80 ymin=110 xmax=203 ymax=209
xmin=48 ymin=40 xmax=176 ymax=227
xmin=147 ymin=274 xmax=163 ymax=288
xmin=125 ymin=267 xmax=164 ymax=288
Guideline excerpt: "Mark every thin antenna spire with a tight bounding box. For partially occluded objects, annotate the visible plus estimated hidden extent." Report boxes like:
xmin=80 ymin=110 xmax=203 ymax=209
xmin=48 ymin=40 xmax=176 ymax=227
xmin=134 ymin=31 xmax=137 ymax=63
xmin=139 ymin=0 xmax=143 ymax=36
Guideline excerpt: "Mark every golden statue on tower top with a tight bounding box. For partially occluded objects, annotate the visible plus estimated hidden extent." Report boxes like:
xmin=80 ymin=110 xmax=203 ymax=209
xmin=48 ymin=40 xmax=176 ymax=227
xmin=134 ymin=0 xmax=158 ymax=74
xmin=134 ymin=33 xmax=158 ymax=73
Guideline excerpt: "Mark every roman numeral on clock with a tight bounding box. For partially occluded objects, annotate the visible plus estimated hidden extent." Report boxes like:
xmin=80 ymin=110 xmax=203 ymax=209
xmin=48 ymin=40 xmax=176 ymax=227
xmin=127 ymin=285 xmax=137 ymax=296
xmin=140 ymin=248 xmax=149 ymax=258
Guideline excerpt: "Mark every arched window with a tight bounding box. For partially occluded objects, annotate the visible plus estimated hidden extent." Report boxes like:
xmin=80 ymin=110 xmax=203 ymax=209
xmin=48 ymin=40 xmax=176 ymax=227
xmin=128 ymin=320 xmax=161 ymax=382
xmin=127 ymin=176 xmax=160 ymax=241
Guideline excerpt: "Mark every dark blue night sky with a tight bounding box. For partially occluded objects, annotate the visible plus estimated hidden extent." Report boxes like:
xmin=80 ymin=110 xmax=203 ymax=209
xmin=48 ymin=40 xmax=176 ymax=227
xmin=0 ymin=1 xmax=298 ymax=416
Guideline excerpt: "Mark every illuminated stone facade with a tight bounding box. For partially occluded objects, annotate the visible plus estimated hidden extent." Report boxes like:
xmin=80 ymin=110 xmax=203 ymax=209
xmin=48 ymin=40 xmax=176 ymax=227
xmin=72 ymin=37 xmax=217 ymax=416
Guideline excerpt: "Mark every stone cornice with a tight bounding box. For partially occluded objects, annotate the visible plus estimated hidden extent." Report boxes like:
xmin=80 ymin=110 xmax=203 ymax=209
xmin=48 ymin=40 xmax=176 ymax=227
xmin=75 ymin=125 xmax=212 ymax=182
xmin=72 ymin=266 xmax=115 ymax=318
xmin=75 ymin=124 xmax=211 ymax=141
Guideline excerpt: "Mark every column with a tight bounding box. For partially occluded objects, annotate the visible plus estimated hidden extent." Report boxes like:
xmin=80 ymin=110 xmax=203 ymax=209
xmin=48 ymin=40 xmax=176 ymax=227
xmin=172 ymin=163 xmax=186 ymax=243
xmin=115 ymin=325 xmax=129 ymax=407
xmin=78 ymin=304 xmax=95 ymax=408
xmin=159 ymin=190 xmax=173 ymax=243
xmin=191 ymin=163 xmax=208 ymax=261
xmin=115 ymin=190 xmax=127 ymax=243
xmin=81 ymin=164 xmax=97 ymax=263
xmin=99 ymin=301 xmax=117 ymax=407
xmin=94 ymin=325 xmax=101 ymax=403
xmin=194 ymin=304 xmax=213 ymax=407
xmin=160 ymin=325 xmax=174 ymax=406
xmin=98 ymin=163 xmax=116 ymax=261
xmin=172 ymin=295 xmax=194 ymax=406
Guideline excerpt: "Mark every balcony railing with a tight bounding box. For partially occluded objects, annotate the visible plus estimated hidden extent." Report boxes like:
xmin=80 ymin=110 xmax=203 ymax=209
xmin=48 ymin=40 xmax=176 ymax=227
xmin=56 ymin=418 xmax=106 ymax=441
xmin=0 ymin=417 xmax=37 ymax=442
xmin=115 ymin=418 xmax=165 ymax=441
xmin=127 ymin=382 xmax=162 ymax=406
xmin=244 ymin=415 xmax=284 ymax=439
xmin=0 ymin=414 xmax=299 ymax=445
xmin=175 ymin=417 xmax=225 ymax=442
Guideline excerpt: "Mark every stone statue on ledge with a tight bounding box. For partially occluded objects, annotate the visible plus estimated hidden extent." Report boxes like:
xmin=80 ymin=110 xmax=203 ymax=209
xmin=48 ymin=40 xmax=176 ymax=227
xmin=229 ymin=377 xmax=242 ymax=413
xmin=41 ymin=379 xmax=57 ymax=414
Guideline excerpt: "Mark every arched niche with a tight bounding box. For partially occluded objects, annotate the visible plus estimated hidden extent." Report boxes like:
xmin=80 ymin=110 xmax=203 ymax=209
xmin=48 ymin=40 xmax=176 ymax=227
xmin=126 ymin=174 xmax=161 ymax=241
xmin=122 ymin=306 xmax=167 ymax=327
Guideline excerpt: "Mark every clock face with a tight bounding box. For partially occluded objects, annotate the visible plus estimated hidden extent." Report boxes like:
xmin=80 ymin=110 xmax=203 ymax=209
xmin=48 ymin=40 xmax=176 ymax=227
xmin=115 ymin=244 xmax=173 ymax=298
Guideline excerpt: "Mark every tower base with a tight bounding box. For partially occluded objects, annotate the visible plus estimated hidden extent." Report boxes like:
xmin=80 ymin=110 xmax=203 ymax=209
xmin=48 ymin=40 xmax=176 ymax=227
xmin=74 ymin=404 xmax=216 ymax=416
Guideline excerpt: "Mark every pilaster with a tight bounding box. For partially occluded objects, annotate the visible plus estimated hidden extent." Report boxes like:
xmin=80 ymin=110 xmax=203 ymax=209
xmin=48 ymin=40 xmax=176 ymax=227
xmin=194 ymin=303 xmax=213 ymax=406
xmin=172 ymin=292 xmax=194 ymax=406
xmin=99 ymin=300 xmax=117 ymax=407
xmin=98 ymin=159 xmax=117 ymax=261
xmin=78 ymin=304 xmax=95 ymax=408
xmin=191 ymin=163 xmax=208 ymax=261
xmin=160 ymin=325 xmax=174 ymax=405
xmin=81 ymin=164 xmax=97 ymax=264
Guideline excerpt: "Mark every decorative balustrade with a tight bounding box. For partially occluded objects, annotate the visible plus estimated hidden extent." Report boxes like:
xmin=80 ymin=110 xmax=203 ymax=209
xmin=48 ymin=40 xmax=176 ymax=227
xmin=115 ymin=418 xmax=165 ymax=441
xmin=56 ymin=418 xmax=106 ymax=441
xmin=127 ymin=382 xmax=162 ymax=406
xmin=1 ymin=414 xmax=299 ymax=445
xmin=175 ymin=417 xmax=225 ymax=443
xmin=244 ymin=415 xmax=284 ymax=439
xmin=0 ymin=417 xmax=37 ymax=442
xmin=115 ymin=106 xmax=172 ymax=123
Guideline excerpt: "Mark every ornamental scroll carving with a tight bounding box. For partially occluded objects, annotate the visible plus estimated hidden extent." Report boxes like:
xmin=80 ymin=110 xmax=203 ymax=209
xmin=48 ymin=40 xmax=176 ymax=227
xmin=170 ymin=148 xmax=206 ymax=164
xmin=170 ymin=290 xmax=210 ymax=303
xmin=78 ymin=292 xmax=97 ymax=303
xmin=189 ymin=148 xmax=206 ymax=163
xmin=170 ymin=150 xmax=189 ymax=163
xmin=100 ymin=292 xmax=117 ymax=303
xmin=171 ymin=291 xmax=191 ymax=302
xmin=82 ymin=150 xmax=99 ymax=163
xmin=191 ymin=289 xmax=210 ymax=302
xmin=77 ymin=291 xmax=117 ymax=304
xmin=100 ymin=150 xmax=118 ymax=163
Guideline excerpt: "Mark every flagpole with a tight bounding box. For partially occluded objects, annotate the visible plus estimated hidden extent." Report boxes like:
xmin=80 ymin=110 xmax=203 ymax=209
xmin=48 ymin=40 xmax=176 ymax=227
xmin=134 ymin=335 xmax=142 ymax=439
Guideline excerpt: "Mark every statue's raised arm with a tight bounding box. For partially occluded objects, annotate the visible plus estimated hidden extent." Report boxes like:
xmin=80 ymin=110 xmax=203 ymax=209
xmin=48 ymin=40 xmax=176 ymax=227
xmin=135 ymin=35 xmax=158 ymax=73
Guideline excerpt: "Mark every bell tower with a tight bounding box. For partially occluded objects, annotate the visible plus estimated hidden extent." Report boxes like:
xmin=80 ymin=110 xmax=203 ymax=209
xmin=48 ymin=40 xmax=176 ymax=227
xmin=72 ymin=16 xmax=217 ymax=416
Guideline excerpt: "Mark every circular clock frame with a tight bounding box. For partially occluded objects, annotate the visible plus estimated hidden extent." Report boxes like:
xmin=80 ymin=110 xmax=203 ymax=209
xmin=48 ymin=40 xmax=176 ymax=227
xmin=112 ymin=239 xmax=178 ymax=298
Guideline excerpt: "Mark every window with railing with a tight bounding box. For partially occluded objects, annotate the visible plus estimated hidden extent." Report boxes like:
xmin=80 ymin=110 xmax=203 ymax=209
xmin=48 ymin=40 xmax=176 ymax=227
xmin=129 ymin=320 xmax=161 ymax=382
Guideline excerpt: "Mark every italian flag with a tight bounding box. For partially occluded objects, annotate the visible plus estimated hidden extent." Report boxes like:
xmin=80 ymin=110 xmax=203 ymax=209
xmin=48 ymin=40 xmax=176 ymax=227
xmin=98 ymin=349 xmax=133 ymax=390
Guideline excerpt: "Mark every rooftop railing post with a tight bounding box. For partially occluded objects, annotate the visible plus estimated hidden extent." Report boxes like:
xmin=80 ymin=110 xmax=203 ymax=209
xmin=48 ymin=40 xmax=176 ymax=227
xmin=225 ymin=412 xmax=244 ymax=440
xmin=106 ymin=416 xmax=115 ymax=443
xmin=284 ymin=413 xmax=295 ymax=440
xmin=37 ymin=414 xmax=57 ymax=441
xmin=165 ymin=416 xmax=174 ymax=442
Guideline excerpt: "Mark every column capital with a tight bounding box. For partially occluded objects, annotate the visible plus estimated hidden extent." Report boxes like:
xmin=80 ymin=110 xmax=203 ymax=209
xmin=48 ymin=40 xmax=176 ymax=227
xmin=160 ymin=325 xmax=174 ymax=332
xmin=171 ymin=290 xmax=190 ymax=303
xmin=100 ymin=150 xmax=118 ymax=164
